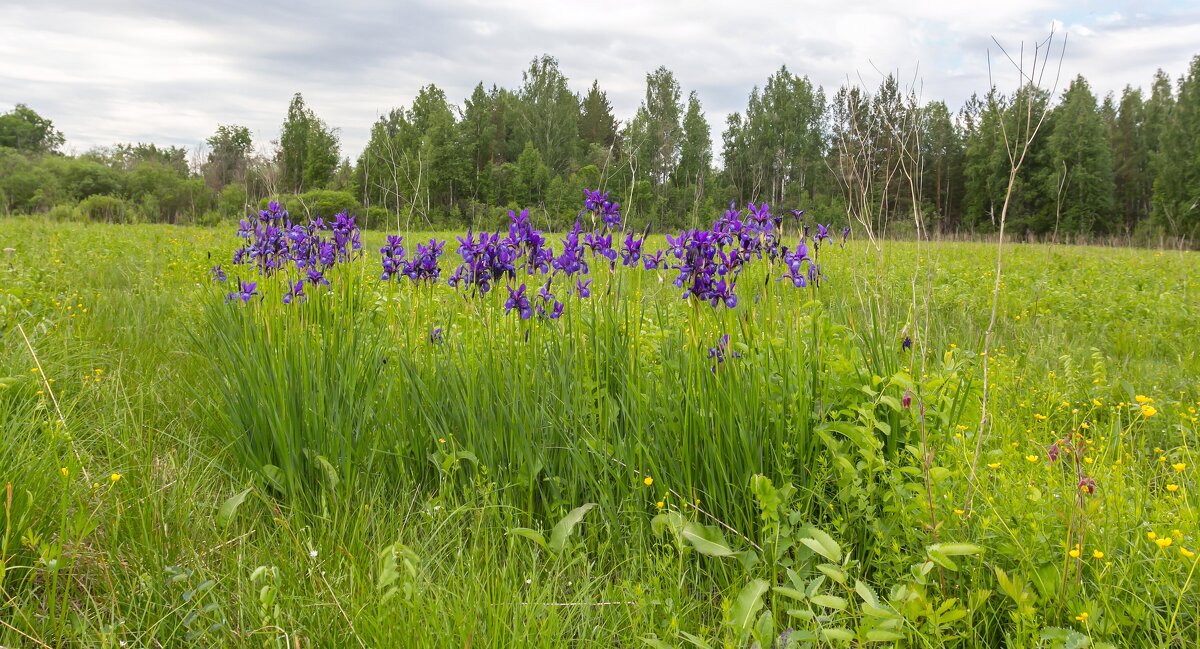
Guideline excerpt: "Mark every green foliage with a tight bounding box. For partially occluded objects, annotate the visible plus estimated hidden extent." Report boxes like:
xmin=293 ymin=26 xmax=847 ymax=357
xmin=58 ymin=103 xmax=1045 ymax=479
xmin=1153 ymin=55 xmax=1200 ymax=238
xmin=77 ymin=194 xmax=131 ymax=222
xmin=279 ymin=92 xmax=341 ymax=193
xmin=0 ymin=221 xmax=1197 ymax=646
xmin=0 ymin=104 xmax=64 ymax=154
xmin=1045 ymin=76 xmax=1115 ymax=235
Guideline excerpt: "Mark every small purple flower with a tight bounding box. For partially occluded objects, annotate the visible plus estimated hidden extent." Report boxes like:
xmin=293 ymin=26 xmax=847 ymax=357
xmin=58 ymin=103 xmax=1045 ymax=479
xmin=901 ymin=336 xmax=912 ymax=351
xmin=226 ymin=280 xmax=258 ymax=304
xmin=504 ymin=284 xmax=532 ymax=320
xmin=429 ymin=327 xmax=444 ymax=344
xmin=581 ymin=188 xmax=621 ymax=229
xmin=283 ymin=279 xmax=306 ymax=304
xmin=575 ymin=278 xmax=591 ymax=298
xmin=211 ymin=265 xmax=227 ymax=282
xmin=643 ymin=250 xmax=664 ymax=270
xmin=901 ymin=389 xmax=913 ymax=409
xmin=1048 ymin=441 xmax=1061 ymax=463
xmin=707 ymin=334 xmax=742 ymax=372
xmin=841 ymin=226 xmax=850 ymax=248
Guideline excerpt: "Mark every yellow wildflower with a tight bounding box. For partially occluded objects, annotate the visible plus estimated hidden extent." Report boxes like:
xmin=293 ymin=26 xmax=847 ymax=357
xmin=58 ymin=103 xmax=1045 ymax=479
xmin=953 ymin=508 xmax=965 ymax=516
xmin=1173 ymin=463 xmax=1187 ymax=473
xmin=987 ymin=462 xmax=1001 ymax=469
xmin=1167 ymin=484 xmax=1179 ymax=493
xmin=655 ymin=501 xmax=664 ymax=510
xmin=1025 ymin=455 xmax=1038 ymax=463
xmin=438 ymin=437 xmax=446 ymax=444
xmin=110 ymin=473 xmax=122 ymax=483
xmin=1075 ymin=611 xmax=1089 ymax=622
xmin=1141 ymin=404 xmax=1157 ymax=417
xmin=1157 ymin=538 xmax=1173 ymax=548
xmin=1135 ymin=395 xmax=1153 ymax=404
xmin=643 ymin=476 xmax=653 ymax=487
xmin=1068 ymin=548 xmax=1080 ymax=558
xmin=1092 ymin=550 xmax=1103 ymax=559
xmin=59 ymin=467 xmax=69 ymax=478
xmin=1092 ymin=399 xmax=1102 ymax=407
xmin=1182 ymin=548 xmax=1196 ymax=559
xmin=1148 ymin=531 xmax=1157 ymax=540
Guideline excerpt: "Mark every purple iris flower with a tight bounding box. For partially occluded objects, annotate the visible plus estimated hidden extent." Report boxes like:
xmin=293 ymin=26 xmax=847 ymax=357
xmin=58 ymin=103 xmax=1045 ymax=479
xmin=901 ymin=335 xmax=912 ymax=351
xmin=306 ymin=268 xmax=329 ymax=286
xmin=581 ymin=189 xmax=622 ymax=229
xmin=620 ymin=233 xmax=644 ymax=267
xmin=575 ymin=278 xmax=591 ymax=298
xmin=429 ymin=327 xmax=444 ymax=344
xmin=211 ymin=265 xmax=227 ymax=282
xmin=708 ymin=334 xmax=742 ymax=372
xmin=643 ymin=250 xmax=665 ymax=270
xmin=226 ymin=280 xmax=258 ymax=304
xmin=504 ymin=284 xmax=532 ymax=320
xmin=283 ymin=279 xmax=306 ymax=304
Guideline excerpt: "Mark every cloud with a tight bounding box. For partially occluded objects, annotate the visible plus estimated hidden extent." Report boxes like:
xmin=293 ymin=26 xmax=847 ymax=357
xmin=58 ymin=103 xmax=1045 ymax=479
xmin=0 ymin=0 xmax=1197 ymax=159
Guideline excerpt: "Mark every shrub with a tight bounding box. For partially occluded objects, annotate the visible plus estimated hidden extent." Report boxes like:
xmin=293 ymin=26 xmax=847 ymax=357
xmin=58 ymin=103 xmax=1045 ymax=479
xmin=78 ymin=194 xmax=131 ymax=223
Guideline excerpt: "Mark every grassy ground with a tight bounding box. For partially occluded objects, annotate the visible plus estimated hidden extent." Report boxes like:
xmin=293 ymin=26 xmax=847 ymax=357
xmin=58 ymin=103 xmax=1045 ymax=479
xmin=0 ymin=218 xmax=1197 ymax=647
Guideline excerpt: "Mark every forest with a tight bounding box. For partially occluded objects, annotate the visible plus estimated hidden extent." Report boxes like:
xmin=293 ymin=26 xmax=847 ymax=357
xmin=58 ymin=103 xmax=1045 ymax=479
xmin=2 ymin=53 xmax=1199 ymax=241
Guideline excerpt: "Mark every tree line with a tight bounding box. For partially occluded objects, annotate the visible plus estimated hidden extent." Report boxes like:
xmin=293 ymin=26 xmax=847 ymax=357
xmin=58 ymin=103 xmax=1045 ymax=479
xmin=2 ymin=53 xmax=1199 ymax=240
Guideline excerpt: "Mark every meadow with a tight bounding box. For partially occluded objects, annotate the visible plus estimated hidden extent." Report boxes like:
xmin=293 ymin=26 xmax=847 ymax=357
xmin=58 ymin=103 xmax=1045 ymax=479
xmin=0 ymin=202 xmax=1197 ymax=648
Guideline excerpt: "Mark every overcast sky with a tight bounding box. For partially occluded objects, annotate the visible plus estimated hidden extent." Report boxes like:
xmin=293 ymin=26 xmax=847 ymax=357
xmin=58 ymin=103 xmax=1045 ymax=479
xmin=2 ymin=0 xmax=1198 ymax=161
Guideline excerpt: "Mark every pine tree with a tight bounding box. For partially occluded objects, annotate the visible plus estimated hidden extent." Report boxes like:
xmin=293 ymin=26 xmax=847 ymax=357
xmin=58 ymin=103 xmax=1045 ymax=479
xmin=1152 ymin=56 xmax=1200 ymax=237
xmin=579 ymin=81 xmax=619 ymax=152
xmin=1111 ymin=86 xmax=1148 ymax=233
xmin=1045 ymin=75 xmax=1114 ymax=235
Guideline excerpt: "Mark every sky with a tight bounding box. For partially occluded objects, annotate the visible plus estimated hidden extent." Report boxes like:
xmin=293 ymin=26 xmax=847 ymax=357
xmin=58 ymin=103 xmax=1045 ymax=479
xmin=2 ymin=0 xmax=1199 ymax=161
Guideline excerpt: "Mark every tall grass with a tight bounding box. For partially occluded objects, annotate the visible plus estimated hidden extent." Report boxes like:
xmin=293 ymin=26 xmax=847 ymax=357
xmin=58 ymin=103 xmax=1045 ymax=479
xmin=1 ymin=220 xmax=1196 ymax=646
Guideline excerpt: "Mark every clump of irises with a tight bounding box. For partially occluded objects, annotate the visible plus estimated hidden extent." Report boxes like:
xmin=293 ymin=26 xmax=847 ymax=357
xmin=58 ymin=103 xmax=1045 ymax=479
xmin=222 ymin=201 xmax=362 ymax=304
xmin=380 ymin=191 xmax=844 ymax=321
xmin=221 ymin=191 xmax=846 ymax=320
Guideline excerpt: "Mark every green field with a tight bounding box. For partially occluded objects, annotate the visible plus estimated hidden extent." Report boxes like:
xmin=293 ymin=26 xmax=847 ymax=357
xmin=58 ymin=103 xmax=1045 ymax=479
xmin=1 ymin=218 xmax=1197 ymax=647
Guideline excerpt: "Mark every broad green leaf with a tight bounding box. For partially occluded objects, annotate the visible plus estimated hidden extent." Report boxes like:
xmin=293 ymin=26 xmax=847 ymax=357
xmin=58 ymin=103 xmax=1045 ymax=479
xmin=681 ymin=522 xmax=735 ymax=558
xmin=754 ymin=610 xmax=774 ymax=645
xmin=217 ymin=487 xmax=252 ymax=529
xmin=313 ymin=454 xmax=340 ymax=492
xmin=865 ymin=629 xmax=905 ymax=642
xmin=677 ymin=630 xmax=715 ymax=649
xmin=641 ymin=636 xmax=674 ymax=649
xmin=855 ymin=580 xmax=880 ymax=608
xmin=798 ymin=526 xmax=842 ymax=563
xmin=652 ymin=511 xmax=685 ymax=539
xmin=820 ymin=627 xmax=855 ymax=643
xmin=810 ymin=594 xmax=847 ymax=610
xmin=772 ymin=586 xmax=807 ymax=602
xmin=549 ymin=503 xmax=597 ymax=554
xmin=927 ymin=547 xmax=958 ymax=571
xmin=931 ymin=542 xmax=983 ymax=556
xmin=508 ymin=527 xmax=548 ymax=551
xmin=817 ymin=563 xmax=847 ymax=585
xmin=261 ymin=465 xmax=284 ymax=492
xmin=727 ymin=579 xmax=769 ymax=637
